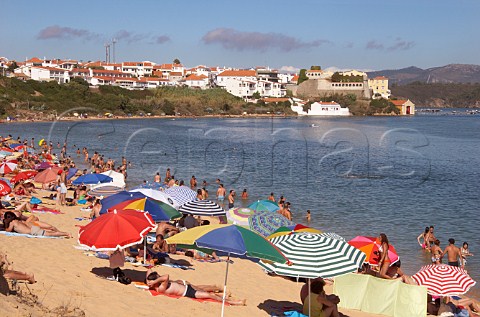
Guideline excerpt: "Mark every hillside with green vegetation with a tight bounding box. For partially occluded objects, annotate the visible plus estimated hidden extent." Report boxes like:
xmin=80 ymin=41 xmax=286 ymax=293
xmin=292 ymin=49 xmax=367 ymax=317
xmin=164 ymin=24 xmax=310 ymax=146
xmin=391 ymin=82 xmax=480 ymax=107
xmin=0 ymin=77 xmax=296 ymax=119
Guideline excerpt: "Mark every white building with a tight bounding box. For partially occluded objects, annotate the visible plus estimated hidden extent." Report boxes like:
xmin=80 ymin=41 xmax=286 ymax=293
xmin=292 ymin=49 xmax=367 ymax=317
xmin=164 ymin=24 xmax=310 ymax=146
xmin=29 ymin=66 xmax=70 ymax=84
xmin=121 ymin=61 xmax=154 ymax=77
xmin=291 ymin=101 xmax=350 ymax=116
xmin=184 ymin=74 xmax=209 ymax=89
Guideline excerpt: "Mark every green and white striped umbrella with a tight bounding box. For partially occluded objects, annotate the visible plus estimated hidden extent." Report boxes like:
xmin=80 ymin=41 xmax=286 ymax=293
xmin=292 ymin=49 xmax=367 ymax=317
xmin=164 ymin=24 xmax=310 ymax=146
xmin=259 ymin=233 xmax=366 ymax=279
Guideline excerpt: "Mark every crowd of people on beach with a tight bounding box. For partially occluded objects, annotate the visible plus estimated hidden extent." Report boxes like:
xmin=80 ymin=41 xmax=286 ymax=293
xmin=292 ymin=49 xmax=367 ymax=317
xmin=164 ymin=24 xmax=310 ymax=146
xmin=0 ymin=132 xmax=478 ymax=317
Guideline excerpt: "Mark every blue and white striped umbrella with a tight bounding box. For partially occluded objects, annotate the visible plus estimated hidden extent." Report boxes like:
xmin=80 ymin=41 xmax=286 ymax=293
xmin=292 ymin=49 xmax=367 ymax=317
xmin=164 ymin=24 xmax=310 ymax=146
xmin=178 ymin=200 xmax=225 ymax=217
xmin=164 ymin=186 xmax=197 ymax=208
xmin=259 ymin=233 xmax=366 ymax=279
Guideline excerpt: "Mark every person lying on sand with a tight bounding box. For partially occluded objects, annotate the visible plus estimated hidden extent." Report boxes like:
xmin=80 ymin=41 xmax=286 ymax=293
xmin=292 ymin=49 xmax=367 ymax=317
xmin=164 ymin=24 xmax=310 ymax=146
xmin=183 ymin=249 xmax=220 ymax=261
xmin=145 ymin=269 xmax=246 ymax=305
xmin=0 ymin=252 xmax=36 ymax=284
xmin=2 ymin=211 xmax=71 ymax=238
xmin=448 ymin=296 xmax=480 ymax=316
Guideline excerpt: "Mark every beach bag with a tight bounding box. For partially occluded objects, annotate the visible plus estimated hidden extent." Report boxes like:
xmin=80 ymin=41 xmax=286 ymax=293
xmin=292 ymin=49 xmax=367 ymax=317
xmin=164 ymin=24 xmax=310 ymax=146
xmin=113 ymin=267 xmax=131 ymax=285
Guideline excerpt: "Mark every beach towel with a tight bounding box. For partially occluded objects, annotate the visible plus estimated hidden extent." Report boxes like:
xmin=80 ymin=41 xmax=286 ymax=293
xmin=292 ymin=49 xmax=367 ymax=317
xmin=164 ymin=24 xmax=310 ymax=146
xmin=31 ymin=207 xmax=63 ymax=214
xmin=0 ymin=231 xmax=63 ymax=239
xmin=147 ymin=289 xmax=231 ymax=305
xmin=161 ymin=263 xmax=195 ymax=270
xmin=30 ymin=197 xmax=42 ymax=204
xmin=74 ymin=217 xmax=90 ymax=221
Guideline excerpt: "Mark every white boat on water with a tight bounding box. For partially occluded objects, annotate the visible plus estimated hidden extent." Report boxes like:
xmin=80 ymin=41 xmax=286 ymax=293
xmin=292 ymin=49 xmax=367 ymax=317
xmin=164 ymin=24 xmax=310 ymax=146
xmin=291 ymin=101 xmax=351 ymax=116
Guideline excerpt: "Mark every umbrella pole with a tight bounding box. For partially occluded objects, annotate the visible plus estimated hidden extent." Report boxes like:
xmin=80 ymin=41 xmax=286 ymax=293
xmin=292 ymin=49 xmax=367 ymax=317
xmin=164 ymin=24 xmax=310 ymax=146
xmin=308 ymin=278 xmax=311 ymax=317
xmin=221 ymin=252 xmax=231 ymax=317
xmin=144 ymin=238 xmax=147 ymax=264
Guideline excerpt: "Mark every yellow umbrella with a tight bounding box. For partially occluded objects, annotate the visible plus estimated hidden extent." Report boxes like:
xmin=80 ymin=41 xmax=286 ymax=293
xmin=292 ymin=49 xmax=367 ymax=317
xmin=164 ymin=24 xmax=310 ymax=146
xmin=38 ymin=139 xmax=45 ymax=146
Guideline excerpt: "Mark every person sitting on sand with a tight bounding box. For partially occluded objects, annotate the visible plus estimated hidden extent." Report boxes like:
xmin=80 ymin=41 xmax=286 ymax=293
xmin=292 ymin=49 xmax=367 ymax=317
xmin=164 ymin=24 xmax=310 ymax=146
xmin=302 ymin=279 xmax=340 ymax=317
xmin=2 ymin=211 xmax=71 ymax=238
xmin=0 ymin=252 xmax=36 ymax=284
xmin=89 ymin=199 xmax=102 ymax=220
xmin=145 ymin=270 xmax=246 ymax=305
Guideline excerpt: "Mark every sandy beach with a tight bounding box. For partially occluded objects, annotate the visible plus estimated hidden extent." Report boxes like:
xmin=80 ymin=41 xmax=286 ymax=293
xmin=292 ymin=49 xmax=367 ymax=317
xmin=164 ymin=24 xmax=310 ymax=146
xmin=0 ymin=189 xmax=386 ymax=317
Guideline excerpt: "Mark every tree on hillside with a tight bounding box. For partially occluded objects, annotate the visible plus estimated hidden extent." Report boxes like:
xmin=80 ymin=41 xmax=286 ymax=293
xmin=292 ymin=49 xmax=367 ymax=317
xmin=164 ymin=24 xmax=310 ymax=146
xmin=252 ymin=91 xmax=261 ymax=99
xmin=310 ymin=66 xmax=321 ymax=70
xmin=298 ymin=69 xmax=308 ymax=85
xmin=8 ymin=61 xmax=18 ymax=72
xmin=173 ymin=58 xmax=181 ymax=65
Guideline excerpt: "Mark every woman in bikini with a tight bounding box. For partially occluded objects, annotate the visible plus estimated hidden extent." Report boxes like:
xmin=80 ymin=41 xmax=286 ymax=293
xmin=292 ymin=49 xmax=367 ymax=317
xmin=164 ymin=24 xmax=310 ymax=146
xmin=431 ymin=239 xmax=443 ymax=264
xmin=417 ymin=227 xmax=430 ymax=250
xmin=378 ymin=233 xmax=392 ymax=279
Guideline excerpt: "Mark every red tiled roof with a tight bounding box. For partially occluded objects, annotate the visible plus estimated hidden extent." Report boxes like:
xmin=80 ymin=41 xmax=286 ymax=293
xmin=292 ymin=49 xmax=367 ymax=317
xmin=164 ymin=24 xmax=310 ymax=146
xmin=373 ymin=76 xmax=388 ymax=80
xmin=25 ymin=57 xmax=43 ymax=63
xmin=217 ymin=70 xmax=256 ymax=77
xmin=291 ymin=75 xmax=299 ymax=82
xmin=170 ymin=72 xmax=183 ymax=76
xmin=185 ymin=74 xmax=207 ymax=81
xmin=390 ymin=99 xmax=408 ymax=106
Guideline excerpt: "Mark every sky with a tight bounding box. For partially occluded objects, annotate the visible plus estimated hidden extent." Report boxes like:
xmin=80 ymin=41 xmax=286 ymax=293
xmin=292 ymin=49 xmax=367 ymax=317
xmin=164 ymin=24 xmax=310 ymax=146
xmin=1 ymin=0 xmax=479 ymax=72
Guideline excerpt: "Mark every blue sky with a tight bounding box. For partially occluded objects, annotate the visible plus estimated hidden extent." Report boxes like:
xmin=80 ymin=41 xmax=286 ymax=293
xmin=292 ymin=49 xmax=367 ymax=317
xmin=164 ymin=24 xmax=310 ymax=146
xmin=1 ymin=0 xmax=479 ymax=71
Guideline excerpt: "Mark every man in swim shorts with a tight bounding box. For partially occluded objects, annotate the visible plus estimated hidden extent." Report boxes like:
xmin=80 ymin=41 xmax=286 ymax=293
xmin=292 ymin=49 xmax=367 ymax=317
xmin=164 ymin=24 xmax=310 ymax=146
xmin=443 ymin=238 xmax=464 ymax=267
xmin=217 ymin=184 xmax=226 ymax=206
xmin=145 ymin=270 xmax=245 ymax=305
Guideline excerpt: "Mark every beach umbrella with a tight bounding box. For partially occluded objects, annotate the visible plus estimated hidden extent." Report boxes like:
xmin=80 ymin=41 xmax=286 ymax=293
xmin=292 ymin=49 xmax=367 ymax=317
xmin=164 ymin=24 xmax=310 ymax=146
xmin=88 ymin=185 xmax=124 ymax=198
xmin=34 ymin=161 xmax=53 ymax=170
xmin=248 ymin=211 xmax=295 ymax=237
xmin=0 ymin=147 xmax=14 ymax=153
xmin=38 ymin=139 xmax=46 ymax=146
xmin=99 ymin=191 xmax=146 ymax=214
xmin=317 ymin=232 xmax=346 ymax=241
xmin=412 ymin=264 xmax=476 ymax=296
xmin=259 ymin=232 xmax=366 ymax=279
xmin=0 ymin=161 xmax=17 ymax=174
xmin=72 ymin=173 xmax=113 ymax=185
xmin=67 ymin=167 xmax=78 ymax=180
xmin=164 ymin=186 xmax=197 ymax=208
xmin=34 ymin=167 xmax=62 ymax=184
xmin=166 ymin=224 xmax=289 ymax=317
xmin=0 ymin=179 xmax=12 ymax=196
xmin=0 ymin=178 xmax=13 ymax=189
xmin=248 ymin=200 xmax=280 ymax=213
xmin=267 ymin=224 xmax=323 ymax=239
xmin=78 ymin=209 xmax=155 ymax=251
xmin=225 ymin=207 xmax=256 ymax=226
xmin=8 ymin=143 xmax=23 ymax=149
xmin=107 ymin=197 xmax=181 ymax=222
xmin=348 ymin=236 xmax=399 ymax=266
xmin=129 ymin=188 xmax=177 ymax=207
xmin=178 ymin=200 xmax=226 ymax=217
xmin=0 ymin=150 xmax=13 ymax=157
xmin=11 ymin=170 xmax=38 ymax=183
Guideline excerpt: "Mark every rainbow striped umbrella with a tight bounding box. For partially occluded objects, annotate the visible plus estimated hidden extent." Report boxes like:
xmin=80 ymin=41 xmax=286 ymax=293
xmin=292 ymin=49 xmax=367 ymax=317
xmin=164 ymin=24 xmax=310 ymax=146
xmin=267 ymin=224 xmax=322 ymax=239
xmin=248 ymin=211 xmax=295 ymax=237
xmin=225 ymin=207 xmax=256 ymax=226
xmin=412 ymin=264 xmax=476 ymax=296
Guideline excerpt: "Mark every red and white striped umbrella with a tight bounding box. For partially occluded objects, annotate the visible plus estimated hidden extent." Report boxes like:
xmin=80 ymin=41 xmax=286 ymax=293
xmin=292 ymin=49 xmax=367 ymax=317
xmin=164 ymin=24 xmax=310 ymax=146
xmin=0 ymin=161 xmax=18 ymax=174
xmin=412 ymin=264 xmax=476 ymax=296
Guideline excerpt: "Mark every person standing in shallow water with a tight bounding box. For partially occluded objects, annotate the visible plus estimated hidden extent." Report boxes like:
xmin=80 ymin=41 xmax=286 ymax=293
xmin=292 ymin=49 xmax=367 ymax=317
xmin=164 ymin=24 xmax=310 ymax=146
xmin=228 ymin=190 xmax=235 ymax=209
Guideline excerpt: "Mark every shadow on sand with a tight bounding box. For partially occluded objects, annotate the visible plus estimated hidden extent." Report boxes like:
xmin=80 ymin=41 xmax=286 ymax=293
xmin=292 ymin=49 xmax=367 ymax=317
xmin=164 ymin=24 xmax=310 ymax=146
xmin=257 ymin=299 xmax=303 ymax=316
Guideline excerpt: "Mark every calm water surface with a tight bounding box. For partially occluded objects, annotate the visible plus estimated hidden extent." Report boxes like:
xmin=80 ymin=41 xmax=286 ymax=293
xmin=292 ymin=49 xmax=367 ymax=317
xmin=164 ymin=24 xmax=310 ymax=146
xmin=2 ymin=113 xmax=479 ymax=295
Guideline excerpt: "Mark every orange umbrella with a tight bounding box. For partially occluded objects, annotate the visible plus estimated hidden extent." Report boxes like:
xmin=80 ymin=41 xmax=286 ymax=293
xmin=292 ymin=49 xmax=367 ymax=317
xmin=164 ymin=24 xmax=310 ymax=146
xmin=348 ymin=236 xmax=399 ymax=266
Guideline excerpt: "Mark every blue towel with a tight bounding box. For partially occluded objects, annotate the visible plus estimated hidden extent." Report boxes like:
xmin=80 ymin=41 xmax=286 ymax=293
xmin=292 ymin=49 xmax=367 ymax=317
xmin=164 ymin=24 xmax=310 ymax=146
xmin=0 ymin=231 xmax=61 ymax=239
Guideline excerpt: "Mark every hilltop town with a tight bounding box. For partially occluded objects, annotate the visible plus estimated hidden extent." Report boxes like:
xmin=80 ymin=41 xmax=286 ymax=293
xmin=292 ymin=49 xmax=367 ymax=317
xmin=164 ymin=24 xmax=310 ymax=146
xmin=0 ymin=56 xmax=415 ymax=119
